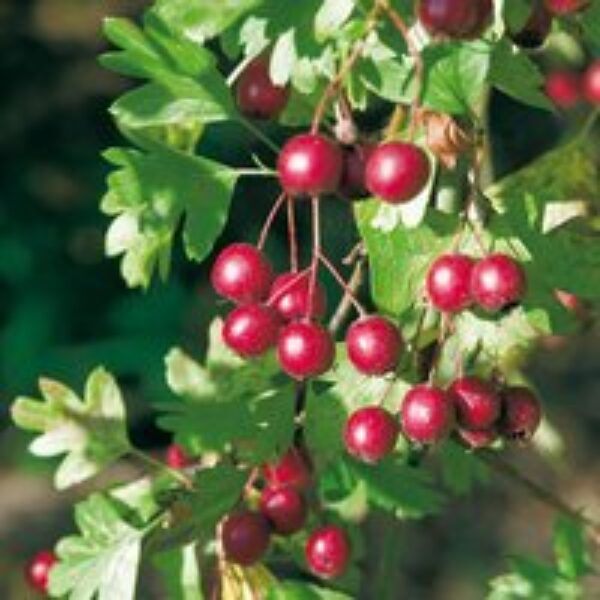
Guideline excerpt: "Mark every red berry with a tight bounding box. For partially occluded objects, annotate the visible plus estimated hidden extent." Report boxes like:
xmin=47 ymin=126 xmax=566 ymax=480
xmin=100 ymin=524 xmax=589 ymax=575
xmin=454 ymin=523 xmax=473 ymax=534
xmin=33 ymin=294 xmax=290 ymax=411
xmin=510 ymin=1 xmax=552 ymax=49
xmin=583 ymin=59 xmax=600 ymax=105
xmin=345 ymin=315 xmax=403 ymax=376
xmin=25 ymin=550 xmax=57 ymax=594
xmin=236 ymin=57 xmax=289 ymax=119
xmin=211 ymin=244 xmax=273 ymax=304
xmin=448 ymin=376 xmax=501 ymax=431
xmin=365 ymin=142 xmax=430 ymax=204
xmin=418 ymin=0 xmax=493 ymax=39
xmin=339 ymin=143 xmax=376 ymax=199
xmin=500 ymin=386 xmax=542 ymax=441
xmin=458 ymin=427 xmax=499 ymax=449
xmin=545 ymin=71 xmax=582 ymax=109
xmin=277 ymin=133 xmax=343 ymax=197
xmin=305 ymin=526 xmax=350 ymax=579
xmin=471 ymin=253 xmax=526 ymax=311
xmin=426 ymin=253 xmax=474 ymax=313
xmin=222 ymin=304 xmax=280 ymax=358
xmin=401 ymin=384 xmax=454 ymax=444
xmin=268 ymin=272 xmax=327 ymax=321
xmin=260 ymin=486 xmax=307 ymax=535
xmin=544 ymin=0 xmax=588 ymax=16
xmin=165 ymin=444 xmax=192 ymax=469
xmin=344 ymin=406 xmax=399 ymax=463
xmin=221 ymin=511 xmax=271 ymax=566
xmin=277 ymin=321 xmax=335 ymax=379
xmin=263 ymin=448 xmax=313 ymax=491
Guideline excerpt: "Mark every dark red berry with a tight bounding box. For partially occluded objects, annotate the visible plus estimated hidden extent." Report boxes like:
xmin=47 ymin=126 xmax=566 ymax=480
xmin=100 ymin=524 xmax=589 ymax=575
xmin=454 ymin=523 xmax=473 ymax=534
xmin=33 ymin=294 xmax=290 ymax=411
xmin=236 ymin=57 xmax=290 ymax=119
xmin=260 ymin=486 xmax=307 ymax=535
xmin=306 ymin=526 xmax=350 ymax=579
xmin=545 ymin=71 xmax=582 ymax=109
xmin=458 ymin=427 xmax=499 ymax=449
xmin=345 ymin=315 xmax=403 ymax=376
xmin=418 ymin=0 xmax=493 ymax=39
xmin=166 ymin=444 xmax=192 ymax=469
xmin=471 ymin=253 xmax=526 ymax=311
xmin=211 ymin=244 xmax=273 ymax=304
xmin=448 ymin=376 xmax=501 ymax=431
xmin=277 ymin=321 xmax=335 ymax=379
xmin=277 ymin=133 xmax=343 ymax=197
xmin=268 ymin=271 xmax=327 ymax=321
xmin=544 ymin=0 xmax=589 ymax=16
xmin=365 ymin=142 xmax=430 ymax=204
xmin=500 ymin=386 xmax=542 ymax=441
xmin=222 ymin=304 xmax=280 ymax=358
xmin=263 ymin=448 xmax=313 ymax=491
xmin=401 ymin=384 xmax=454 ymax=444
xmin=25 ymin=550 xmax=57 ymax=594
xmin=583 ymin=59 xmax=600 ymax=105
xmin=339 ymin=143 xmax=376 ymax=199
xmin=221 ymin=511 xmax=271 ymax=566
xmin=344 ymin=406 xmax=399 ymax=463
xmin=426 ymin=253 xmax=474 ymax=313
xmin=510 ymin=1 xmax=552 ymax=49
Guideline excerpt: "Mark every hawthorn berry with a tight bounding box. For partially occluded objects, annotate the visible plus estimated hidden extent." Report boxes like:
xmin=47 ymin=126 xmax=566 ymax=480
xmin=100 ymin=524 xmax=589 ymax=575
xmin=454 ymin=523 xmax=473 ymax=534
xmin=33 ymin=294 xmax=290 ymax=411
xmin=25 ymin=550 xmax=57 ymax=594
xmin=345 ymin=315 xmax=403 ymax=376
xmin=165 ymin=444 xmax=192 ymax=469
xmin=544 ymin=0 xmax=589 ymax=16
xmin=401 ymin=384 xmax=454 ymax=444
xmin=418 ymin=0 xmax=493 ymax=39
xmin=583 ymin=59 xmax=600 ymax=105
xmin=545 ymin=71 xmax=582 ymax=109
xmin=426 ymin=253 xmax=474 ymax=313
xmin=510 ymin=1 xmax=552 ymax=49
xmin=211 ymin=243 xmax=273 ymax=304
xmin=222 ymin=304 xmax=280 ymax=358
xmin=458 ymin=427 xmax=499 ymax=449
xmin=344 ymin=406 xmax=399 ymax=463
xmin=260 ymin=486 xmax=307 ymax=535
xmin=236 ymin=56 xmax=289 ymax=119
xmin=339 ymin=143 xmax=375 ymax=199
xmin=305 ymin=526 xmax=351 ymax=579
xmin=365 ymin=142 xmax=430 ymax=204
xmin=277 ymin=133 xmax=343 ymax=197
xmin=500 ymin=386 xmax=542 ymax=441
xmin=263 ymin=448 xmax=313 ymax=491
xmin=221 ymin=511 xmax=271 ymax=566
xmin=268 ymin=271 xmax=327 ymax=321
xmin=471 ymin=253 xmax=527 ymax=311
xmin=448 ymin=376 xmax=501 ymax=431
xmin=277 ymin=321 xmax=335 ymax=379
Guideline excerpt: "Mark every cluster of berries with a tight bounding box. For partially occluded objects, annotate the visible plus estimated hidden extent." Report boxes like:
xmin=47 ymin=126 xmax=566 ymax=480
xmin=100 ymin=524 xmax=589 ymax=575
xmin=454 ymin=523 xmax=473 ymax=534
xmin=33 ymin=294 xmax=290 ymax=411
xmin=545 ymin=59 xmax=600 ymax=110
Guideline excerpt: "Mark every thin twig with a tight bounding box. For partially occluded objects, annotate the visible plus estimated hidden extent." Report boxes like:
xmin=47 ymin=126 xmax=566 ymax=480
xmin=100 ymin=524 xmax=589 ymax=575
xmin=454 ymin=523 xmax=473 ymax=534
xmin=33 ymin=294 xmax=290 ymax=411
xmin=129 ymin=448 xmax=193 ymax=489
xmin=328 ymin=254 xmax=367 ymax=334
xmin=318 ymin=251 xmax=367 ymax=316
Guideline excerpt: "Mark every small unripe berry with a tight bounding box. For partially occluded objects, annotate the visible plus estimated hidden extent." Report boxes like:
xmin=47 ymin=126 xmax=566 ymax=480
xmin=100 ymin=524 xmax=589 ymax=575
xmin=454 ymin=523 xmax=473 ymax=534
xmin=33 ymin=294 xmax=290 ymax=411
xmin=344 ymin=406 xmax=399 ymax=463
xmin=583 ymin=59 xmax=600 ymax=105
xmin=268 ymin=271 xmax=327 ymax=321
xmin=222 ymin=304 xmax=280 ymax=358
xmin=418 ymin=0 xmax=493 ymax=39
xmin=500 ymin=386 xmax=542 ymax=441
xmin=426 ymin=253 xmax=474 ymax=313
xmin=166 ymin=444 xmax=192 ymax=469
xmin=544 ymin=0 xmax=589 ymax=16
xmin=221 ymin=511 xmax=271 ymax=566
xmin=448 ymin=376 xmax=501 ymax=431
xmin=25 ymin=550 xmax=57 ymax=594
xmin=260 ymin=486 xmax=307 ymax=535
xmin=263 ymin=448 xmax=312 ymax=491
xmin=401 ymin=384 xmax=454 ymax=444
xmin=306 ymin=526 xmax=351 ymax=579
xmin=545 ymin=71 xmax=582 ymax=109
xmin=471 ymin=254 xmax=526 ymax=311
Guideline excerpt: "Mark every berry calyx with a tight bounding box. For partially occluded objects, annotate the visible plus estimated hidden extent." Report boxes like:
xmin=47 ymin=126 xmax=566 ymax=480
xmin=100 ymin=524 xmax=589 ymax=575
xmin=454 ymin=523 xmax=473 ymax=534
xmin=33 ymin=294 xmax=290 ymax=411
xmin=236 ymin=56 xmax=290 ymax=119
xmin=339 ymin=143 xmax=375 ymax=199
xmin=25 ymin=550 xmax=57 ymax=594
xmin=221 ymin=511 xmax=271 ymax=566
xmin=583 ymin=59 xmax=600 ymax=105
xmin=426 ymin=253 xmax=474 ymax=313
xmin=277 ymin=133 xmax=343 ymax=197
xmin=260 ymin=486 xmax=307 ymax=535
xmin=345 ymin=315 xmax=403 ymax=375
xmin=211 ymin=244 xmax=274 ymax=304
xmin=263 ymin=448 xmax=313 ymax=491
xmin=222 ymin=304 xmax=280 ymax=358
xmin=458 ymin=427 xmax=499 ymax=449
xmin=510 ymin=1 xmax=552 ymax=49
xmin=344 ymin=406 xmax=399 ymax=463
xmin=500 ymin=386 xmax=542 ymax=441
xmin=365 ymin=142 xmax=430 ymax=204
xmin=545 ymin=71 xmax=582 ymax=109
xmin=165 ymin=444 xmax=192 ymax=469
xmin=544 ymin=0 xmax=589 ymax=16
xmin=418 ymin=0 xmax=493 ymax=39
xmin=268 ymin=271 xmax=327 ymax=321
xmin=448 ymin=376 xmax=501 ymax=431
xmin=277 ymin=321 xmax=335 ymax=379
xmin=401 ymin=384 xmax=454 ymax=444
xmin=305 ymin=526 xmax=351 ymax=579
xmin=471 ymin=253 xmax=527 ymax=311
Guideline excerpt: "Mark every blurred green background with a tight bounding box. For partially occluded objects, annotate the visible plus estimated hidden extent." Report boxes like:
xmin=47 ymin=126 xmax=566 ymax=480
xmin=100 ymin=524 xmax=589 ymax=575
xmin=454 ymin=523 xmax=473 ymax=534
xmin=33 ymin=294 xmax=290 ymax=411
xmin=0 ymin=1 xmax=598 ymax=598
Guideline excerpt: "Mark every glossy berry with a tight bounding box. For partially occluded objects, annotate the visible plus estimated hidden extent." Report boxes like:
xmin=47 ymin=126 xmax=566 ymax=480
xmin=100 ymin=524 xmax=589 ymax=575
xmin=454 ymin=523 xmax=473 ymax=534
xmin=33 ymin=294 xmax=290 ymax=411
xmin=500 ymin=386 xmax=542 ymax=441
xmin=268 ymin=271 xmax=327 ymax=321
xmin=339 ymin=143 xmax=375 ymax=199
xmin=166 ymin=444 xmax=192 ymax=469
xmin=365 ymin=142 xmax=430 ymax=204
xmin=277 ymin=321 xmax=335 ymax=379
xmin=426 ymin=253 xmax=474 ymax=313
xmin=583 ymin=60 xmax=600 ymax=105
xmin=25 ymin=550 xmax=57 ymax=594
xmin=458 ymin=427 xmax=499 ymax=449
xmin=260 ymin=486 xmax=307 ymax=535
xmin=418 ymin=0 xmax=493 ymax=39
xmin=511 ymin=1 xmax=552 ymax=49
xmin=306 ymin=526 xmax=351 ymax=579
xmin=263 ymin=448 xmax=313 ymax=491
xmin=544 ymin=0 xmax=588 ymax=16
xmin=221 ymin=511 xmax=271 ymax=566
xmin=211 ymin=243 xmax=273 ymax=304
xmin=236 ymin=57 xmax=290 ymax=119
xmin=471 ymin=253 xmax=526 ymax=311
xmin=448 ymin=376 xmax=501 ymax=430
xmin=401 ymin=384 xmax=454 ymax=444
xmin=277 ymin=133 xmax=343 ymax=197
xmin=344 ymin=406 xmax=399 ymax=463
xmin=222 ymin=304 xmax=280 ymax=358
xmin=345 ymin=316 xmax=403 ymax=375
xmin=545 ymin=71 xmax=582 ymax=109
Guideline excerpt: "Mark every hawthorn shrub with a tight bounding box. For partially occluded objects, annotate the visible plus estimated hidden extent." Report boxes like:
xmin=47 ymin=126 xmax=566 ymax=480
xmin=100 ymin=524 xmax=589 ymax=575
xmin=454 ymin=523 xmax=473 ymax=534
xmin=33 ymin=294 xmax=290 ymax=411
xmin=11 ymin=1 xmax=600 ymax=598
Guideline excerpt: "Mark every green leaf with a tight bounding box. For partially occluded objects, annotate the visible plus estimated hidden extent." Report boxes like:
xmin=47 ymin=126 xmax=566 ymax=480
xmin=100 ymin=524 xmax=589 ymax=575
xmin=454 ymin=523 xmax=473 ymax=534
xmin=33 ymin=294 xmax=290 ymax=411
xmin=439 ymin=440 xmax=490 ymax=495
xmin=315 ymin=0 xmax=356 ymax=41
xmin=553 ymin=517 xmax=592 ymax=580
xmin=581 ymin=2 xmax=600 ymax=53
xmin=502 ymin=0 xmax=534 ymax=33
xmin=267 ymin=581 xmax=354 ymax=599
xmin=49 ymin=494 xmax=146 ymax=600
xmin=153 ymin=544 xmax=202 ymax=600
xmin=11 ymin=367 xmax=130 ymax=489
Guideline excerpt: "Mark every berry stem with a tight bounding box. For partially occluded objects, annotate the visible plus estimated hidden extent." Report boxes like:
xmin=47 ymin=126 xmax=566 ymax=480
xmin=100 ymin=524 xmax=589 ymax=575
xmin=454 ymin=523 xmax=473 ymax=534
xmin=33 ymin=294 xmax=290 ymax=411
xmin=266 ymin=268 xmax=311 ymax=306
xmin=306 ymin=196 xmax=322 ymax=318
xmin=287 ymin=196 xmax=299 ymax=272
xmin=318 ymin=251 xmax=367 ymax=317
xmin=329 ymin=252 xmax=368 ymax=334
xmin=257 ymin=193 xmax=287 ymax=250
xmin=129 ymin=447 xmax=194 ymax=489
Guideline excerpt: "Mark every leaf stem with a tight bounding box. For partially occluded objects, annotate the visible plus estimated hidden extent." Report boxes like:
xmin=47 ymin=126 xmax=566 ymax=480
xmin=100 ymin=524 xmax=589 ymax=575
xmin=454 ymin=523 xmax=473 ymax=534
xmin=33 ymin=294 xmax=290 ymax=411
xmin=129 ymin=447 xmax=194 ymax=489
